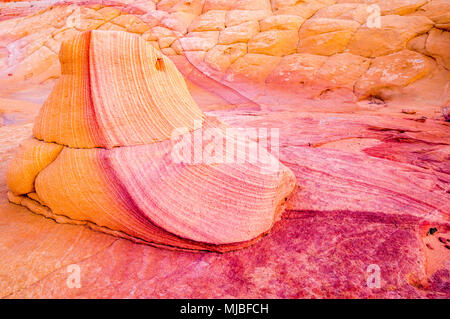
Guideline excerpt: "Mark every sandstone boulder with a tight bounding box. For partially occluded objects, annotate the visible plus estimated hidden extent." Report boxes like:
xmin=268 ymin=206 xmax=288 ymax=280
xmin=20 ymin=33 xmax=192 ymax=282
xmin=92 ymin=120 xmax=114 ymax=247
xmin=274 ymin=0 xmax=338 ymax=19
xmin=426 ymin=28 xmax=450 ymax=70
xmin=97 ymin=22 xmax=127 ymax=31
xmin=219 ymin=20 xmax=260 ymax=44
xmin=160 ymin=11 xmax=197 ymax=34
xmin=205 ymin=43 xmax=248 ymax=72
xmin=313 ymin=3 xmax=370 ymax=24
xmin=110 ymin=14 xmax=144 ymax=31
xmin=96 ymin=6 xmax=121 ymax=22
xmin=225 ymin=53 xmax=282 ymax=84
xmin=355 ymin=50 xmax=434 ymax=99
xmin=298 ymin=18 xmax=360 ymax=55
xmin=248 ymin=30 xmax=298 ymax=55
xmin=376 ymin=0 xmax=428 ymax=15
xmin=188 ymin=10 xmax=227 ymax=32
xmin=157 ymin=0 xmax=181 ymax=11
xmin=259 ymin=14 xmax=305 ymax=31
xmin=179 ymin=31 xmax=219 ymax=51
xmin=415 ymin=0 xmax=450 ymax=30
xmin=316 ymin=52 xmax=370 ymax=89
xmin=348 ymin=15 xmax=434 ymax=58
xmin=407 ymin=33 xmax=429 ymax=55
xmin=68 ymin=7 xmax=105 ymax=32
xmin=225 ymin=9 xmax=272 ymax=27
xmin=232 ymin=0 xmax=272 ymax=11
xmin=143 ymin=26 xmax=177 ymax=47
xmin=203 ymin=0 xmax=238 ymax=12
xmin=266 ymin=53 xmax=327 ymax=85
xmin=169 ymin=0 xmax=205 ymax=16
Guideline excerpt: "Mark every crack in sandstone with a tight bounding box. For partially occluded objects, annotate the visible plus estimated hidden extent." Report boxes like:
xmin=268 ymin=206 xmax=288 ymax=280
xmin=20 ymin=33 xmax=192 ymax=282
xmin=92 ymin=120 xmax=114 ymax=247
xmin=7 ymin=192 xmax=243 ymax=254
xmin=1 ymin=238 xmax=119 ymax=299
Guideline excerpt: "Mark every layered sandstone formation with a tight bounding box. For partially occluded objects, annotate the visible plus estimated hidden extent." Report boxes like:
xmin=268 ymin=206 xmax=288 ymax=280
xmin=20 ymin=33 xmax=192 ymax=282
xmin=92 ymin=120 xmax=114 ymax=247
xmin=0 ymin=0 xmax=449 ymax=299
xmin=6 ymin=30 xmax=296 ymax=252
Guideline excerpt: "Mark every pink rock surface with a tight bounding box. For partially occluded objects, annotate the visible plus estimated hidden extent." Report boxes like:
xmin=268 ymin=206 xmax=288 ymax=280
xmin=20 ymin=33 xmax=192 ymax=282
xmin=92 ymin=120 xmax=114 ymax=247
xmin=1 ymin=105 xmax=449 ymax=298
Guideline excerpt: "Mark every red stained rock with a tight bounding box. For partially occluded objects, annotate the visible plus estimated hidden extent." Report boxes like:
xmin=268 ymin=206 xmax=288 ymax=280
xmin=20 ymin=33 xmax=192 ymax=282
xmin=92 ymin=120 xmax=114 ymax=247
xmin=3 ymin=208 xmax=447 ymax=298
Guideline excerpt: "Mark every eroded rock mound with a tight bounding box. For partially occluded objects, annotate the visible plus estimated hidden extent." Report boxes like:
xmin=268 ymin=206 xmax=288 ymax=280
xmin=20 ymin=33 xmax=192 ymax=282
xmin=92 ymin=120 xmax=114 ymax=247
xmin=6 ymin=30 xmax=296 ymax=252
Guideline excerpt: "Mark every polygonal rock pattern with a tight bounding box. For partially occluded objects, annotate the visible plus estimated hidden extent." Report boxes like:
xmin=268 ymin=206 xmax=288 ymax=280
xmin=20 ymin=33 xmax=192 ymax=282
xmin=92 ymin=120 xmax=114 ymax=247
xmin=248 ymin=30 xmax=298 ymax=55
xmin=179 ymin=31 xmax=219 ymax=51
xmin=407 ymin=33 xmax=429 ymax=55
xmin=203 ymin=0 xmax=238 ymax=12
xmin=225 ymin=9 xmax=272 ymax=27
xmin=298 ymin=18 xmax=361 ymax=56
xmin=355 ymin=49 xmax=434 ymax=99
xmin=266 ymin=53 xmax=327 ymax=85
xmin=415 ymin=0 xmax=450 ymax=29
xmin=205 ymin=43 xmax=248 ymax=72
xmin=0 ymin=0 xmax=449 ymax=105
xmin=313 ymin=3 xmax=370 ymax=24
xmin=316 ymin=53 xmax=371 ymax=89
xmin=218 ymin=20 xmax=260 ymax=44
xmin=225 ymin=53 xmax=282 ymax=84
xmin=426 ymin=28 xmax=450 ymax=69
xmin=188 ymin=10 xmax=227 ymax=32
xmin=259 ymin=14 xmax=305 ymax=31
xmin=347 ymin=15 xmax=434 ymax=58
xmin=376 ymin=0 xmax=428 ymax=15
